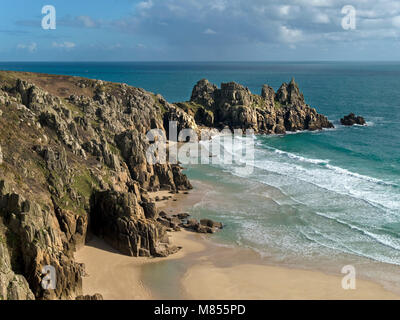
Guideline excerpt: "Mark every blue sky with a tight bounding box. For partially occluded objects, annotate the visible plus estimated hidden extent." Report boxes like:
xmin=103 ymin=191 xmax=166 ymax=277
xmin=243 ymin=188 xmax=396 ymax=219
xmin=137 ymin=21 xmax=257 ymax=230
xmin=1 ymin=0 xmax=400 ymax=61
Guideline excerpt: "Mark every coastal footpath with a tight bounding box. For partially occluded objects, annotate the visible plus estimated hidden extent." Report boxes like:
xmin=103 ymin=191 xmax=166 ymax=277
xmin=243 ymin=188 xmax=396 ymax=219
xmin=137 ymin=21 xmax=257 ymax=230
xmin=0 ymin=71 xmax=333 ymax=300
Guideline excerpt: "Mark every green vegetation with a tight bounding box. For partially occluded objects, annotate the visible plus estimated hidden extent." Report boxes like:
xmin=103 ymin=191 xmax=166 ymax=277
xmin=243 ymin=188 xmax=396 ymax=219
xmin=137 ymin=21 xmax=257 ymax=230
xmin=274 ymin=101 xmax=283 ymax=109
xmin=90 ymin=120 xmax=101 ymax=129
xmin=152 ymin=94 xmax=168 ymax=114
xmin=72 ymin=170 xmax=98 ymax=200
xmin=176 ymin=101 xmax=206 ymax=115
xmin=108 ymin=142 xmax=120 ymax=156
xmin=63 ymin=100 xmax=85 ymax=117
xmin=0 ymin=234 xmax=5 ymax=245
xmin=52 ymin=169 xmax=99 ymax=217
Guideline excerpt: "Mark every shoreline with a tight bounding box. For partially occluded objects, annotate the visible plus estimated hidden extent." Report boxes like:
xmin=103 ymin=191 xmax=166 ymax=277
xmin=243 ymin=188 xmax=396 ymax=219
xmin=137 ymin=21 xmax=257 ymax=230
xmin=176 ymin=232 xmax=400 ymax=299
xmin=75 ymin=180 xmax=400 ymax=300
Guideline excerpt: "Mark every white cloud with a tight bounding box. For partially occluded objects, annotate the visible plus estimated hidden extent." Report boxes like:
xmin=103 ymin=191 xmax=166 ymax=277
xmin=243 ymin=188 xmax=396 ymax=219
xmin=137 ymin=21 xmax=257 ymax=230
xmin=17 ymin=42 xmax=37 ymax=53
xmin=52 ymin=41 xmax=76 ymax=49
xmin=279 ymin=5 xmax=291 ymax=16
xmin=203 ymin=28 xmax=217 ymax=35
xmin=279 ymin=26 xmax=303 ymax=43
xmin=293 ymin=0 xmax=334 ymax=7
xmin=80 ymin=0 xmax=400 ymax=59
xmin=137 ymin=0 xmax=154 ymax=10
xmin=313 ymin=13 xmax=330 ymax=24
xmin=211 ymin=0 xmax=227 ymax=11
xmin=77 ymin=16 xmax=96 ymax=28
xmin=392 ymin=16 xmax=400 ymax=27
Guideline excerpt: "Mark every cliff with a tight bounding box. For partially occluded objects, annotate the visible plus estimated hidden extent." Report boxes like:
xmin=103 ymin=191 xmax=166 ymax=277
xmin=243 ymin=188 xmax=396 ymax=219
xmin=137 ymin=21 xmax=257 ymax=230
xmin=0 ymin=71 xmax=191 ymax=300
xmin=180 ymin=78 xmax=333 ymax=133
xmin=0 ymin=71 xmax=332 ymax=300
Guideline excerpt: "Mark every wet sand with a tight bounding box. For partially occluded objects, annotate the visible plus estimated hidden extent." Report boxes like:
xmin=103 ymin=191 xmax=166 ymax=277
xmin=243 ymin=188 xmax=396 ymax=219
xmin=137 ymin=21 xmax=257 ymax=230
xmin=178 ymin=238 xmax=400 ymax=300
xmin=75 ymin=180 xmax=400 ymax=300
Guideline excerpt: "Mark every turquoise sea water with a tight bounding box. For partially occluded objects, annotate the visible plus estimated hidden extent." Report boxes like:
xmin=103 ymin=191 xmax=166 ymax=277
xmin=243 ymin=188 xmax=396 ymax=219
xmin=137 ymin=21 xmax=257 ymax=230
xmin=2 ymin=62 xmax=400 ymax=288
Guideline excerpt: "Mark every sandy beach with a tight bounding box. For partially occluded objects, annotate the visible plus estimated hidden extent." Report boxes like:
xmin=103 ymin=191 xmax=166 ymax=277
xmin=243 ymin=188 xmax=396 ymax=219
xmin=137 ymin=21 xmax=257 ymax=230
xmin=75 ymin=181 xmax=400 ymax=300
xmin=74 ymin=184 xmax=208 ymax=300
xmin=179 ymin=237 xmax=400 ymax=300
xmin=74 ymin=230 xmax=206 ymax=300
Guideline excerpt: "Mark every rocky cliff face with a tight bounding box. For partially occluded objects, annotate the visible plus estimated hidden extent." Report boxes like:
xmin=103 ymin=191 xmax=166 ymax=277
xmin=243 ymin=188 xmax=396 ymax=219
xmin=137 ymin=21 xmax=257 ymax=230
xmin=0 ymin=71 xmax=333 ymax=300
xmin=188 ymin=78 xmax=333 ymax=133
xmin=0 ymin=71 xmax=192 ymax=300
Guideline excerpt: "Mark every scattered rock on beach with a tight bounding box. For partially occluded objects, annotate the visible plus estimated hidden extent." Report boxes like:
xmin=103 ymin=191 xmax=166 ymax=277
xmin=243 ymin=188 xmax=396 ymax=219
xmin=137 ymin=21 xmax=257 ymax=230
xmin=154 ymin=243 xmax=182 ymax=257
xmin=185 ymin=218 xmax=199 ymax=229
xmin=157 ymin=217 xmax=171 ymax=228
xmin=158 ymin=212 xmax=223 ymax=234
xmin=340 ymin=113 xmax=366 ymax=126
xmin=182 ymin=217 xmax=223 ymax=234
xmin=157 ymin=215 xmax=182 ymax=231
xmin=177 ymin=213 xmax=190 ymax=220
xmin=200 ymin=219 xmax=223 ymax=229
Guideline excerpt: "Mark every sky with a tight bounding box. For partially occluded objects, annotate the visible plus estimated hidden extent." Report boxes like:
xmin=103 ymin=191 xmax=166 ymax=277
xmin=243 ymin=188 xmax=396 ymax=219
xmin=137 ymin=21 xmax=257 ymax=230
xmin=1 ymin=0 xmax=400 ymax=61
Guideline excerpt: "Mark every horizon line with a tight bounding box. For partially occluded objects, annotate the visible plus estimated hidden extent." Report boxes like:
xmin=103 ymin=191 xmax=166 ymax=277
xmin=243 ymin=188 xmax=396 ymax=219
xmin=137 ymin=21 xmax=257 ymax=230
xmin=1 ymin=60 xmax=400 ymax=63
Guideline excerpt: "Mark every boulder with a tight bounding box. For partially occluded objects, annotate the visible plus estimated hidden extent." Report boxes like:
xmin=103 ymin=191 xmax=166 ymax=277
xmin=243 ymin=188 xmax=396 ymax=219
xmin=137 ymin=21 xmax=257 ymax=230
xmin=185 ymin=218 xmax=200 ymax=230
xmin=157 ymin=217 xmax=172 ymax=228
xmin=177 ymin=213 xmax=190 ymax=220
xmin=340 ymin=113 xmax=366 ymax=126
xmin=159 ymin=211 xmax=167 ymax=217
xmin=181 ymin=217 xmax=222 ymax=234
xmin=195 ymin=224 xmax=215 ymax=234
xmin=200 ymin=219 xmax=223 ymax=229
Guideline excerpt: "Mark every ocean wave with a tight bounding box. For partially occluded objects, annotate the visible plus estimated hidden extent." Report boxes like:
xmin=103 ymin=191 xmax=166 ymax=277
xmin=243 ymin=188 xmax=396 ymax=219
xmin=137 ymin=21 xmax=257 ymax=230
xmin=259 ymin=161 xmax=399 ymax=212
xmin=264 ymin=146 xmax=331 ymax=165
xmin=262 ymin=146 xmax=396 ymax=187
xmin=313 ymin=211 xmax=400 ymax=252
xmin=324 ymin=163 xmax=397 ymax=187
xmin=202 ymin=136 xmax=400 ymax=213
xmin=253 ymin=145 xmax=400 ymax=209
xmin=235 ymin=209 xmax=400 ymax=266
xmin=298 ymin=229 xmax=400 ymax=266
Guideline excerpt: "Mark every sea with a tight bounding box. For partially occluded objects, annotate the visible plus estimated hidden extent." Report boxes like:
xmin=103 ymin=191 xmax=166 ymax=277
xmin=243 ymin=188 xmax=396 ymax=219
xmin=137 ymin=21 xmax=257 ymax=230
xmin=2 ymin=61 xmax=400 ymax=291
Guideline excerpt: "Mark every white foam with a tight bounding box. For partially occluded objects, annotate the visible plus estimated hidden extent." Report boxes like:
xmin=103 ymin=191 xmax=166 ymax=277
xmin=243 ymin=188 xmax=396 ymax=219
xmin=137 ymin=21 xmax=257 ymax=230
xmin=267 ymin=146 xmax=330 ymax=165
xmin=314 ymin=211 xmax=400 ymax=252
xmin=248 ymin=146 xmax=400 ymax=212
xmin=193 ymin=138 xmax=400 ymax=266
